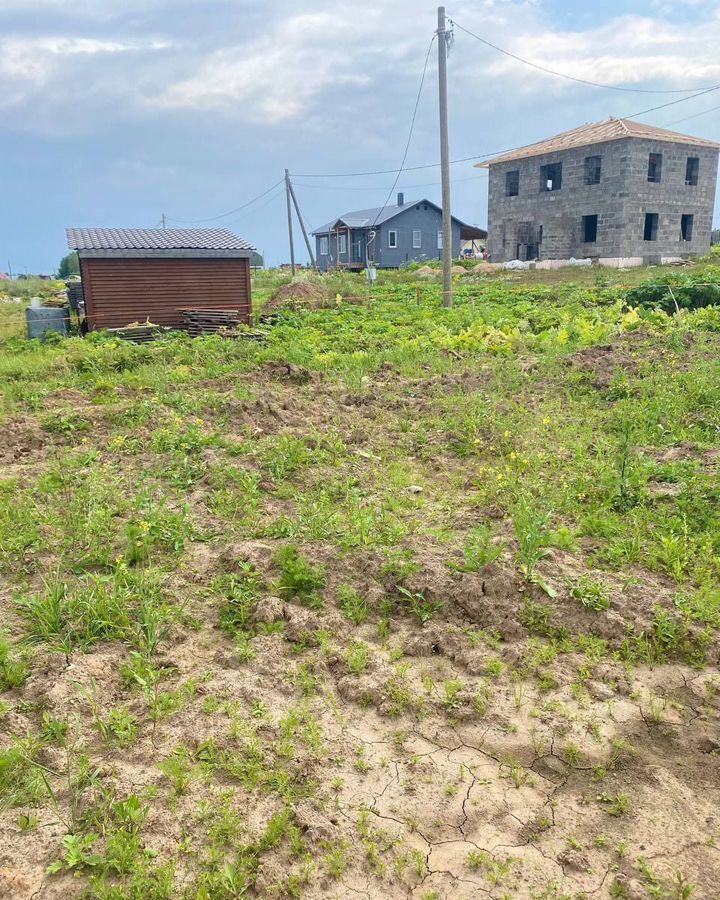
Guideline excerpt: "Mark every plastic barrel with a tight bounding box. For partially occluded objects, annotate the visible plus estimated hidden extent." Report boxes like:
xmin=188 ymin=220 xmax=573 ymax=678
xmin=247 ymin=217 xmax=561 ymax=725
xmin=26 ymin=306 xmax=70 ymax=340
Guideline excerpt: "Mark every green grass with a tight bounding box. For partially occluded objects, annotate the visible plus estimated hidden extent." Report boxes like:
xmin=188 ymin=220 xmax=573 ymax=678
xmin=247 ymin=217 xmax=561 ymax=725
xmin=0 ymin=260 xmax=719 ymax=898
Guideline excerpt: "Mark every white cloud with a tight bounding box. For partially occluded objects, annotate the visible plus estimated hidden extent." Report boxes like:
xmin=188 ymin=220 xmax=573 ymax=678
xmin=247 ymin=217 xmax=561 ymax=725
xmin=154 ymin=9 xmax=400 ymax=121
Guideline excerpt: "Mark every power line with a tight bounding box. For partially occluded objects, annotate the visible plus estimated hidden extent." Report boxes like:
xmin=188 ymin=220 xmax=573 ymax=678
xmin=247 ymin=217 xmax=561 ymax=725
xmin=166 ymin=178 xmax=285 ymax=224
xmin=222 ymin=185 xmax=286 ymax=227
xmin=293 ymin=173 xmax=484 ymax=192
xmin=294 ymin=148 xmax=522 ymax=179
xmin=449 ymin=17 xmax=720 ymax=95
xmin=625 ymin=84 xmax=720 ymax=119
xmin=664 ymin=102 xmax=720 ymax=127
xmin=371 ymin=34 xmax=436 ymax=228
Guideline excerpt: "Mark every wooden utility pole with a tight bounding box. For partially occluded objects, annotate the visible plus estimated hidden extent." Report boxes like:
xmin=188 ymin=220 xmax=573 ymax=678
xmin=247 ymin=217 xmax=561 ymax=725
xmin=285 ymin=169 xmax=296 ymax=276
xmin=287 ymin=177 xmax=317 ymax=269
xmin=437 ymin=6 xmax=452 ymax=308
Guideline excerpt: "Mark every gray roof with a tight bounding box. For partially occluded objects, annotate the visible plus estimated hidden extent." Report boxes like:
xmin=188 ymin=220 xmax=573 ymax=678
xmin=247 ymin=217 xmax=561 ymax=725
xmin=66 ymin=227 xmax=255 ymax=252
xmin=313 ymin=199 xmax=430 ymax=235
xmin=311 ymin=199 xmax=481 ymax=235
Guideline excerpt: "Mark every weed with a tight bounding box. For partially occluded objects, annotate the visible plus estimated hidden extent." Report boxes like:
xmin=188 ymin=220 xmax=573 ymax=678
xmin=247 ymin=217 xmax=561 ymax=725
xmin=449 ymin=524 xmax=504 ymax=572
xmin=513 ymin=494 xmax=554 ymax=592
xmin=569 ymin=574 xmax=611 ymax=612
xmin=275 ymin=545 xmax=325 ymax=606
xmin=397 ymin=587 xmax=443 ymax=624
xmin=0 ymin=631 xmax=28 ymax=690
xmin=158 ymin=747 xmax=197 ymax=797
xmin=346 ymin=641 xmax=370 ymax=675
xmin=337 ymin=584 xmax=369 ymax=624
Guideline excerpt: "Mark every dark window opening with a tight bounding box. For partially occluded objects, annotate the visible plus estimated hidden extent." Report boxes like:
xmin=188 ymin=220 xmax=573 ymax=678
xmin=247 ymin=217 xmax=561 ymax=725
xmin=506 ymin=170 xmax=519 ymax=197
xmin=644 ymin=213 xmax=659 ymax=241
xmin=584 ymin=156 xmax=602 ymax=185
xmin=681 ymin=214 xmax=694 ymax=241
xmin=647 ymin=153 xmax=662 ymax=183
xmin=685 ymin=157 xmax=699 ymax=186
xmin=582 ymin=214 xmax=598 ymax=243
xmin=540 ymin=162 xmax=562 ymax=192
xmin=538 ymin=225 xmax=543 ymax=244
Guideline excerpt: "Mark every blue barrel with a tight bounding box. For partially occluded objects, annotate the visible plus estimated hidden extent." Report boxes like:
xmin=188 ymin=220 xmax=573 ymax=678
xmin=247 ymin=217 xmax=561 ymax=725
xmin=26 ymin=306 xmax=70 ymax=340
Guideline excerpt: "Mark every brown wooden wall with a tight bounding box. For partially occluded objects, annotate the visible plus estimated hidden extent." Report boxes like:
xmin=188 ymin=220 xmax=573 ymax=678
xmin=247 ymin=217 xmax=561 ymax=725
xmin=80 ymin=257 xmax=252 ymax=330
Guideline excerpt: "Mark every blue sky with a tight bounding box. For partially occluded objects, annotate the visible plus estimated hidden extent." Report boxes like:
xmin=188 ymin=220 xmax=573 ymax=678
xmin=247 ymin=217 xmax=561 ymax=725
xmin=2 ymin=0 xmax=719 ymax=273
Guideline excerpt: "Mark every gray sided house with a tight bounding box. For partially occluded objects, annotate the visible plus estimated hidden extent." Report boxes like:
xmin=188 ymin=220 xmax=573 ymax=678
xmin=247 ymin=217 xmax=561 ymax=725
xmin=478 ymin=118 xmax=720 ymax=264
xmin=312 ymin=194 xmax=486 ymax=271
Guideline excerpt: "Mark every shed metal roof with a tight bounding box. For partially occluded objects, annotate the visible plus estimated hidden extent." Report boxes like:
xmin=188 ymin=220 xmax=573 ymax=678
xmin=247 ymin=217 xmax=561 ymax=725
xmin=476 ymin=117 xmax=720 ymax=167
xmin=66 ymin=227 xmax=255 ymax=252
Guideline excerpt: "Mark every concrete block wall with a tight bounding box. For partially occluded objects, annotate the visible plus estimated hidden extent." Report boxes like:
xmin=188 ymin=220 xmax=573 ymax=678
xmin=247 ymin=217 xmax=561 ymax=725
xmin=487 ymin=137 xmax=718 ymax=263
xmin=620 ymin=139 xmax=718 ymax=259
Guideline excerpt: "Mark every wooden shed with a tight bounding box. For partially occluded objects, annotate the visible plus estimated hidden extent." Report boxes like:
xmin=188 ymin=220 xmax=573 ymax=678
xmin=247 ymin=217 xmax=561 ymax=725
xmin=66 ymin=227 xmax=255 ymax=331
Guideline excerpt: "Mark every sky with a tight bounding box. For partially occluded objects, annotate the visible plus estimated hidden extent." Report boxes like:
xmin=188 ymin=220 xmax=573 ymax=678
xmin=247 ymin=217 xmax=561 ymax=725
xmin=2 ymin=0 xmax=720 ymax=273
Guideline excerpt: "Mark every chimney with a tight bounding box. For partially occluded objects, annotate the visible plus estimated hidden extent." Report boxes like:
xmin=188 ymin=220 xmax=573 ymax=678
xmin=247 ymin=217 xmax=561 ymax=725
xmin=397 ymin=192 xmax=404 ymax=207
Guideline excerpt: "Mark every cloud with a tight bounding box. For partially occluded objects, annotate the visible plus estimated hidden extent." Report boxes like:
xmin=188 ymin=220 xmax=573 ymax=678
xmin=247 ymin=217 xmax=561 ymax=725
xmin=153 ymin=8 xmax=413 ymax=122
xmin=0 ymin=34 xmax=173 ymax=111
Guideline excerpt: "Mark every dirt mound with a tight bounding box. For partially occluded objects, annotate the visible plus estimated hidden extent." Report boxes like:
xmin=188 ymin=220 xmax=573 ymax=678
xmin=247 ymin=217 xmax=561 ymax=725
xmin=451 ymin=265 xmax=467 ymax=276
xmin=567 ymin=341 xmax=638 ymax=389
xmin=415 ymin=266 xmax=439 ymax=279
xmin=262 ymin=281 xmax=330 ymax=315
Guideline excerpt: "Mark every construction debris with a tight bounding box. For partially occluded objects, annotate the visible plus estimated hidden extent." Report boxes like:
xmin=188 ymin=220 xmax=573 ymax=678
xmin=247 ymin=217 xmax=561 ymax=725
xmin=180 ymin=308 xmax=267 ymax=340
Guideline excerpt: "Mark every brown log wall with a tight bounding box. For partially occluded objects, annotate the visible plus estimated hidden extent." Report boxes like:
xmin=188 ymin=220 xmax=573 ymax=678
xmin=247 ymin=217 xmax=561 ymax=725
xmin=80 ymin=257 xmax=252 ymax=330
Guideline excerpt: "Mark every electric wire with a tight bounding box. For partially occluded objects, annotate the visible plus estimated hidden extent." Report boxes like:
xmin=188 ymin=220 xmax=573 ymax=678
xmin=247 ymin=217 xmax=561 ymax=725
xmin=166 ymin=178 xmax=285 ymax=224
xmin=449 ymin=18 xmax=720 ymax=95
xmin=222 ymin=184 xmax=286 ymax=227
xmin=370 ymin=34 xmax=436 ymax=228
xmin=624 ymin=84 xmax=720 ymax=119
xmin=664 ymin=102 xmax=720 ymax=127
xmin=294 ymin=148 xmax=520 ymax=178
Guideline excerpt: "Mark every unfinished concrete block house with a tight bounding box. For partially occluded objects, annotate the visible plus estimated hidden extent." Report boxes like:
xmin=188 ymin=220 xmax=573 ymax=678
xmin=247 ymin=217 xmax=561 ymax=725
xmin=478 ymin=118 xmax=719 ymax=264
xmin=66 ymin=227 xmax=255 ymax=331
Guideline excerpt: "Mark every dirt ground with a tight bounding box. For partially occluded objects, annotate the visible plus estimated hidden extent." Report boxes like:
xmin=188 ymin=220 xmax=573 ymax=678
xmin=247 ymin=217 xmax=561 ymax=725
xmin=0 ymin=326 xmax=719 ymax=900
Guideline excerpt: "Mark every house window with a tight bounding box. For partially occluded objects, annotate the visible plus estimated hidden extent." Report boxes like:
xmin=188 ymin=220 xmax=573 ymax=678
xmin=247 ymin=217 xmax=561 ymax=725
xmin=644 ymin=213 xmax=659 ymax=241
xmin=540 ymin=162 xmax=562 ymax=192
xmin=647 ymin=153 xmax=662 ymax=183
xmin=582 ymin=214 xmax=598 ymax=243
xmin=584 ymin=156 xmax=601 ymax=184
xmin=685 ymin=157 xmax=699 ymax=186
xmin=388 ymin=230 xmax=397 ymax=249
xmin=681 ymin=214 xmax=694 ymax=241
xmin=506 ymin=170 xmax=519 ymax=196
xmin=437 ymin=231 xmax=443 ymax=250
xmin=338 ymin=233 xmax=347 ymax=254
xmin=319 ymin=236 xmax=328 ymax=255
xmin=412 ymin=229 xmax=422 ymax=249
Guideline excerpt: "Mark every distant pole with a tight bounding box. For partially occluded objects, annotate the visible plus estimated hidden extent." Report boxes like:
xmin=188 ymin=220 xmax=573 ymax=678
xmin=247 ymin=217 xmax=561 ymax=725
xmin=7 ymin=260 xmax=13 ymax=279
xmin=288 ymin=177 xmax=317 ymax=269
xmin=437 ymin=6 xmax=452 ymax=308
xmin=161 ymin=213 xmax=166 ymax=229
xmin=285 ymin=169 xmax=296 ymax=276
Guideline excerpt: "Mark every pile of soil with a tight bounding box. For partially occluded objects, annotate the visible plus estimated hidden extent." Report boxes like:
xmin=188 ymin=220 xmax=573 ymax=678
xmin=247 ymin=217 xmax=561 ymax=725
xmin=262 ymin=281 xmax=330 ymax=315
xmin=415 ymin=266 xmax=439 ymax=279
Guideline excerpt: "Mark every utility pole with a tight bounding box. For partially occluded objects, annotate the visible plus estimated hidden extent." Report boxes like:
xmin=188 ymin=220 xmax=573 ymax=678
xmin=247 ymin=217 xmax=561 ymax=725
xmin=288 ymin=177 xmax=317 ymax=269
xmin=161 ymin=213 xmax=166 ymax=229
xmin=285 ymin=169 xmax=296 ymax=276
xmin=437 ymin=6 xmax=452 ymax=308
